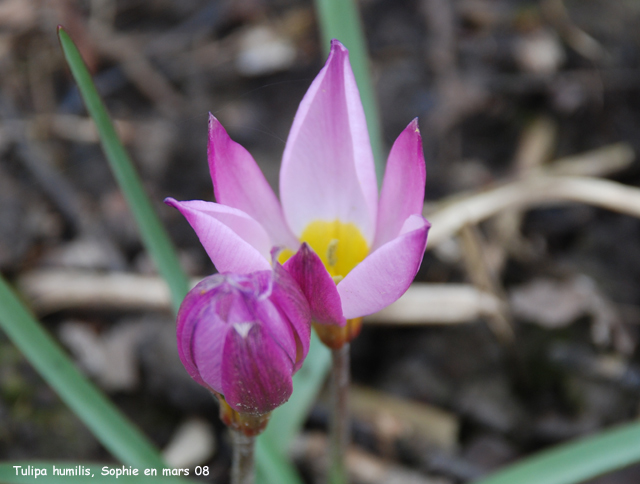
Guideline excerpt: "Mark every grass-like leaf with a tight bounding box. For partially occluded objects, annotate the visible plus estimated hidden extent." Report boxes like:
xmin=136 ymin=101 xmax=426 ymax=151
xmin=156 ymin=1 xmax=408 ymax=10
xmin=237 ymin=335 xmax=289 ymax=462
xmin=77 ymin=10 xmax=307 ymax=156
xmin=314 ymin=0 xmax=385 ymax=182
xmin=260 ymin=333 xmax=331 ymax=453
xmin=57 ymin=26 xmax=190 ymax=313
xmin=0 ymin=276 xmax=167 ymax=470
xmin=57 ymin=26 xmax=305 ymax=484
xmin=474 ymin=421 xmax=640 ymax=484
xmin=256 ymin=442 xmax=305 ymax=484
xmin=256 ymin=334 xmax=331 ymax=484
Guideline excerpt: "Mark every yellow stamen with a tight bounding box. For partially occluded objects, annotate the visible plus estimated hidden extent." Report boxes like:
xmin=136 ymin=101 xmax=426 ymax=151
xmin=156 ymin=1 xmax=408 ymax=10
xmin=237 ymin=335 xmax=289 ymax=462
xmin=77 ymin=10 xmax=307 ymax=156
xmin=327 ymin=239 xmax=339 ymax=267
xmin=299 ymin=220 xmax=368 ymax=279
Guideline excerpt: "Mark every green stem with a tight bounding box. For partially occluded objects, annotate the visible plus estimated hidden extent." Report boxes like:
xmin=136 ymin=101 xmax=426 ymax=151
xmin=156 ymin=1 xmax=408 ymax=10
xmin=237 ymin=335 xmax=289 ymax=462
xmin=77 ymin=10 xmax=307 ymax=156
xmin=0 ymin=274 xmax=165 ymax=469
xmin=232 ymin=430 xmax=256 ymax=484
xmin=329 ymin=344 xmax=350 ymax=484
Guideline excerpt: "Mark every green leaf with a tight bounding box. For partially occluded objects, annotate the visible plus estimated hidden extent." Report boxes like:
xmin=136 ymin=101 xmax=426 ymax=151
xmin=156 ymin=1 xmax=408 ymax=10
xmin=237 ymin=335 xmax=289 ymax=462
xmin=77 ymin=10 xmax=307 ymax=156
xmin=0 ymin=276 xmax=166 ymax=469
xmin=474 ymin=421 xmax=640 ymax=484
xmin=313 ymin=0 xmax=385 ymax=182
xmin=0 ymin=463 xmax=188 ymax=484
xmin=256 ymin=442 xmax=304 ymax=484
xmin=57 ymin=26 xmax=190 ymax=313
xmin=260 ymin=333 xmax=331 ymax=452
xmin=255 ymin=334 xmax=331 ymax=484
xmin=57 ymin=25 xmax=314 ymax=484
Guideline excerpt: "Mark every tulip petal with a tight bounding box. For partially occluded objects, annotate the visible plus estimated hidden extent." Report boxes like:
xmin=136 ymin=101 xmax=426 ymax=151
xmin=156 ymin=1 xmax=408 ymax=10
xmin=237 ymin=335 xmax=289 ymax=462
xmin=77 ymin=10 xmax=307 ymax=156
xmin=208 ymin=114 xmax=299 ymax=249
xmin=191 ymin=313 xmax=228 ymax=393
xmin=284 ymin=243 xmax=346 ymax=327
xmin=373 ymin=119 xmax=427 ymax=250
xmin=244 ymin=271 xmax=299 ymax=368
xmin=165 ymin=198 xmax=271 ymax=274
xmin=269 ymin=263 xmax=312 ymax=370
xmin=337 ymin=215 xmax=430 ymax=319
xmin=222 ymin=322 xmax=294 ymax=415
xmin=280 ymin=39 xmax=377 ymax=242
xmin=176 ymin=274 xmax=228 ymax=391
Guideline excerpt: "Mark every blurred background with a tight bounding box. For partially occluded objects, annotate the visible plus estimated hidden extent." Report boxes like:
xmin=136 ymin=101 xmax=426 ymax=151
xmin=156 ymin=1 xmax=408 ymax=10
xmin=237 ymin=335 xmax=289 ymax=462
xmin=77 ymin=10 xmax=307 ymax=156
xmin=2 ymin=0 xmax=640 ymax=483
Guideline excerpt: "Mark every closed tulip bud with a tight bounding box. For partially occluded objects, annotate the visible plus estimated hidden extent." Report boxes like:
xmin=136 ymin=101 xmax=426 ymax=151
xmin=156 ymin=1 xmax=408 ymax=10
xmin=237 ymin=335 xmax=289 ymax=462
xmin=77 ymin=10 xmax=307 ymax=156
xmin=176 ymin=263 xmax=311 ymax=436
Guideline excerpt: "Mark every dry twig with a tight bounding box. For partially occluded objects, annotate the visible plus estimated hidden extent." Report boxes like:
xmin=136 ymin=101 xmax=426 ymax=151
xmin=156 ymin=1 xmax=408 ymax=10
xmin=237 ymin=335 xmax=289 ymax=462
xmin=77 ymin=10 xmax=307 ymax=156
xmin=427 ymin=173 xmax=640 ymax=247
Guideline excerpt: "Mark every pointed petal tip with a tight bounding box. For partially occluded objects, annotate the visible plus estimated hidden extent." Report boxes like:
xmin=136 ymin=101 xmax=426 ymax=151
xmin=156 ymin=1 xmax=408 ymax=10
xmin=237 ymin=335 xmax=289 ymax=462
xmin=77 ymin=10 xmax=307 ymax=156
xmin=404 ymin=118 xmax=421 ymax=137
xmin=299 ymin=241 xmax=312 ymax=254
xmin=208 ymin=113 xmax=224 ymax=134
xmin=330 ymin=39 xmax=347 ymax=51
xmin=373 ymin=124 xmax=426 ymax=249
xmin=164 ymin=196 xmax=178 ymax=207
xmin=284 ymin=244 xmax=346 ymax=327
xmin=328 ymin=39 xmax=349 ymax=61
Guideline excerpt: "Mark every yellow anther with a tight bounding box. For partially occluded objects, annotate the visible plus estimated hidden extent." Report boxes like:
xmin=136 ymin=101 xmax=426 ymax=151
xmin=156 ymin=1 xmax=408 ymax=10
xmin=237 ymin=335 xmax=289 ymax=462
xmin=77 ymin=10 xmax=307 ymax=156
xmin=327 ymin=239 xmax=339 ymax=267
xmin=299 ymin=220 xmax=368 ymax=278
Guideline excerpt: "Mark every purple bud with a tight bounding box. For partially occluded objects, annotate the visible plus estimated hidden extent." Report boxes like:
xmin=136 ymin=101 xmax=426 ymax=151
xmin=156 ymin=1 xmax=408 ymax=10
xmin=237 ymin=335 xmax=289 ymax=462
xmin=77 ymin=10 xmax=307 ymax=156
xmin=176 ymin=264 xmax=311 ymax=416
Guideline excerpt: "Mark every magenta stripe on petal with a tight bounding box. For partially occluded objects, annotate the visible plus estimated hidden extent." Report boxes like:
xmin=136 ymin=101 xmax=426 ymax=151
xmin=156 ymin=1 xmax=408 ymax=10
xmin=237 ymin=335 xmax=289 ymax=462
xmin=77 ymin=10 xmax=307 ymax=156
xmin=165 ymin=198 xmax=271 ymax=274
xmin=221 ymin=323 xmax=294 ymax=415
xmin=208 ymin=115 xmax=298 ymax=249
xmin=284 ymin=243 xmax=346 ymax=327
xmin=338 ymin=215 xmax=430 ymax=319
xmin=245 ymin=271 xmax=299 ymax=368
xmin=280 ymin=40 xmax=376 ymax=242
xmin=373 ymin=119 xmax=426 ymax=250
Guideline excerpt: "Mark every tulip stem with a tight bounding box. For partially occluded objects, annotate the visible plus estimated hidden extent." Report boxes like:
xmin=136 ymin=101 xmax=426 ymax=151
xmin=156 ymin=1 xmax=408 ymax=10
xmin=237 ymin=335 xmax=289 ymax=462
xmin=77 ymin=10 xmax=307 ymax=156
xmin=329 ymin=343 xmax=350 ymax=484
xmin=231 ymin=430 xmax=255 ymax=484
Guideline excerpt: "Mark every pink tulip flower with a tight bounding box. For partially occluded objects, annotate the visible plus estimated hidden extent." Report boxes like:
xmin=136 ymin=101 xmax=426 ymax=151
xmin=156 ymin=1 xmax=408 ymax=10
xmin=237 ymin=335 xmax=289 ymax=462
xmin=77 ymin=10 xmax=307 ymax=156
xmin=176 ymin=262 xmax=311 ymax=425
xmin=166 ymin=40 xmax=430 ymax=342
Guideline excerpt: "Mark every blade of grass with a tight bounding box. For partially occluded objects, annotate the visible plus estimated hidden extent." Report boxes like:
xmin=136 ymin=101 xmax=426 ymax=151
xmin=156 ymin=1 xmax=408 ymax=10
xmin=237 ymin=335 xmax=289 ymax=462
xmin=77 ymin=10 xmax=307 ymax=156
xmin=256 ymin=442 xmax=304 ymax=484
xmin=260 ymin=333 xmax=331 ymax=452
xmin=474 ymin=421 xmax=640 ymax=484
xmin=0 ymin=463 xmax=187 ymax=484
xmin=314 ymin=0 xmax=385 ymax=182
xmin=57 ymin=26 xmax=189 ymax=313
xmin=255 ymin=334 xmax=331 ymax=484
xmin=58 ymin=26 xmax=306 ymax=484
xmin=0 ymin=275 xmax=166 ymax=470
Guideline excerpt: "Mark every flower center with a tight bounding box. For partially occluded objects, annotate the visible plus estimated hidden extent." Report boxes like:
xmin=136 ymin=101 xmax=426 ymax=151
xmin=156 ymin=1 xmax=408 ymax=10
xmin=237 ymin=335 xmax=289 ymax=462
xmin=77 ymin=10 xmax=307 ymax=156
xmin=294 ymin=220 xmax=369 ymax=279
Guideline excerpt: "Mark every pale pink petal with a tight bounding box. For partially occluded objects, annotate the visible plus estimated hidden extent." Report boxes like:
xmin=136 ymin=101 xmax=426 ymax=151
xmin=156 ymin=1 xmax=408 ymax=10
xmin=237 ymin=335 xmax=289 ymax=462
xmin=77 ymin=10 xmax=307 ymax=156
xmin=337 ymin=215 xmax=430 ymax=319
xmin=373 ymin=119 xmax=427 ymax=250
xmin=191 ymin=313 xmax=228 ymax=393
xmin=284 ymin=243 xmax=346 ymax=327
xmin=221 ymin=323 xmax=294 ymax=415
xmin=208 ymin=114 xmax=298 ymax=249
xmin=280 ymin=39 xmax=377 ymax=242
xmin=176 ymin=274 xmax=229 ymax=392
xmin=165 ymin=198 xmax=271 ymax=274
